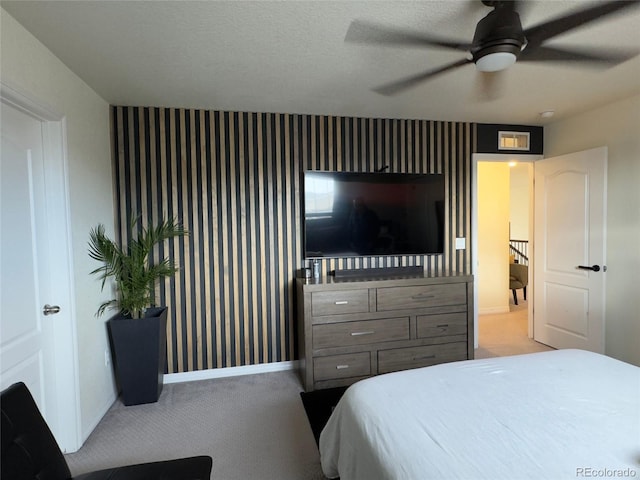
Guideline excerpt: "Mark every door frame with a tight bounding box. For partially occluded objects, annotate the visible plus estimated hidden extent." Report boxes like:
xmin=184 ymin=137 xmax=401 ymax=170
xmin=471 ymin=153 xmax=542 ymax=348
xmin=1 ymin=82 xmax=81 ymax=452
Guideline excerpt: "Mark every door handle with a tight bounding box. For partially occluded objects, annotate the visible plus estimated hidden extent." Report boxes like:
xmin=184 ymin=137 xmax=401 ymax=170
xmin=43 ymin=304 xmax=61 ymax=315
xmin=577 ymin=265 xmax=600 ymax=272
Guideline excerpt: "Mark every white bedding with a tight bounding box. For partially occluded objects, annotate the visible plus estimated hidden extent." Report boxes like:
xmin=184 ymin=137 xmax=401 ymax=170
xmin=319 ymin=349 xmax=640 ymax=480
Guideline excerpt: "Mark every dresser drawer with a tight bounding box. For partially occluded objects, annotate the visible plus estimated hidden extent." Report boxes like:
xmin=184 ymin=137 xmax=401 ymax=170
xmin=417 ymin=313 xmax=468 ymax=339
xmin=377 ymin=342 xmax=467 ymax=374
xmin=377 ymin=283 xmax=466 ymax=311
xmin=314 ymin=352 xmax=371 ymax=381
xmin=311 ymin=289 xmax=369 ymax=316
xmin=313 ymin=317 xmax=410 ymax=350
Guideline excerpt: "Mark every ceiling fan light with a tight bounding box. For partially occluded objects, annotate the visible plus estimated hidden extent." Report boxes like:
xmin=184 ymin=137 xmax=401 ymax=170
xmin=475 ymin=52 xmax=517 ymax=72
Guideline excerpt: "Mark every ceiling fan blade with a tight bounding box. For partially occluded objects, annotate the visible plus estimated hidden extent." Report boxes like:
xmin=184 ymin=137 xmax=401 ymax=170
xmin=523 ymin=0 xmax=640 ymax=48
xmin=346 ymin=20 xmax=470 ymax=52
xmin=373 ymin=58 xmax=472 ymax=96
xmin=520 ymin=45 xmax=639 ymax=66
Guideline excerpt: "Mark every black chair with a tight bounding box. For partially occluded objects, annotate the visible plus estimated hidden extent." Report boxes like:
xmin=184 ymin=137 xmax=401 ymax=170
xmin=1 ymin=382 xmax=212 ymax=480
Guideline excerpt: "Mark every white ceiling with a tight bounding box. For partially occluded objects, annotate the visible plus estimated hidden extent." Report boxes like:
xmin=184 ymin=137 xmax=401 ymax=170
xmin=3 ymin=0 xmax=640 ymax=125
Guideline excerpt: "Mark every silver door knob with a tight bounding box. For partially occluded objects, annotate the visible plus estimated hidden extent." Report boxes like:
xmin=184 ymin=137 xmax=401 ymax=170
xmin=43 ymin=304 xmax=61 ymax=315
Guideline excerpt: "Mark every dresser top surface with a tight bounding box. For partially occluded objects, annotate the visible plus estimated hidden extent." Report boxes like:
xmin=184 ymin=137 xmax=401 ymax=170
xmin=297 ymin=272 xmax=473 ymax=290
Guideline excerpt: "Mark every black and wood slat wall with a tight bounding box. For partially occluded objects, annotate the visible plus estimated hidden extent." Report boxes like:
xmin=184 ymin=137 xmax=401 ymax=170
xmin=111 ymin=107 xmax=476 ymax=373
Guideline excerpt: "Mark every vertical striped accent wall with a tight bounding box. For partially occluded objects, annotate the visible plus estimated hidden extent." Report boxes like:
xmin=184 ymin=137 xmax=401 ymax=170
xmin=111 ymin=107 xmax=476 ymax=373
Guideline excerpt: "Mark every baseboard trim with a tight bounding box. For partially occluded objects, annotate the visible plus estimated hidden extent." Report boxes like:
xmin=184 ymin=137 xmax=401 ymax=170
xmin=164 ymin=360 xmax=299 ymax=384
xmin=479 ymin=306 xmax=510 ymax=315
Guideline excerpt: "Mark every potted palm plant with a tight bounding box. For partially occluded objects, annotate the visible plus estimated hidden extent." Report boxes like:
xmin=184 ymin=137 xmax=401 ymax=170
xmin=89 ymin=216 xmax=187 ymax=405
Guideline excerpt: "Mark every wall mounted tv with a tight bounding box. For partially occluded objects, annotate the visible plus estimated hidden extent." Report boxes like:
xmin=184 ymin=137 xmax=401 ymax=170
xmin=304 ymin=171 xmax=445 ymax=259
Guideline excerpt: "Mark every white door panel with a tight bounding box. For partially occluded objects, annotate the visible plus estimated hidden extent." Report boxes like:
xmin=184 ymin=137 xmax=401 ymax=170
xmin=1 ymin=104 xmax=56 ymax=430
xmin=544 ymin=283 xmax=589 ymax=337
xmin=1 ymin=87 xmax=80 ymax=452
xmin=2 ymin=140 xmax=42 ymax=338
xmin=534 ymin=147 xmax=606 ymax=352
xmin=544 ymin=171 xmax=589 ymax=272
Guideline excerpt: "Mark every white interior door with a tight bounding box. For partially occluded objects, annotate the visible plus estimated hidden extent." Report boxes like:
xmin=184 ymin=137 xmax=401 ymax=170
xmin=0 ymin=103 xmax=59 ymax=414
xmin=1 ymin=87 xmax=80 ymax=452
xmin=533 ymin=147 xmax=607 ymax=352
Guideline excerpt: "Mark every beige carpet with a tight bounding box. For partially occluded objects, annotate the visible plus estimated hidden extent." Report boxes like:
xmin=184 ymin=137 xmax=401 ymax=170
xmin=475 ymin=294 xmax=554 ymax=359
xmin=65 ymin=371 xmax=326 ymax=480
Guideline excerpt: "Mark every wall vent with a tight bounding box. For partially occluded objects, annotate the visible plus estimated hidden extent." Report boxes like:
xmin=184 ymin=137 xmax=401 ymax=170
xmin=498 ymin=131 xmax=530 ymax=151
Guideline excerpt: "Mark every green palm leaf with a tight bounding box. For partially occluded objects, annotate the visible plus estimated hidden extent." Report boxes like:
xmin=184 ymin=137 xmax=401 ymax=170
xmin=88 ymin=216 xmax=188 ymax=318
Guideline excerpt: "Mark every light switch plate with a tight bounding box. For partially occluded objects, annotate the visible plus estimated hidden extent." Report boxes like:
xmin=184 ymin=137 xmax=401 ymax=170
xmin=455 ymin=237 xmax=466 ymax=250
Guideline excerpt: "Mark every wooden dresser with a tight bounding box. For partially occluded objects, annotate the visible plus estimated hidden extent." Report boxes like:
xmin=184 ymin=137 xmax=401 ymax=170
xmin=296 ymin=273 xmax=474 ymax=391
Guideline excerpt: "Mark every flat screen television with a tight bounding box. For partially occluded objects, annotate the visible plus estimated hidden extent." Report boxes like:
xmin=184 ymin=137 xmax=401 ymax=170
xmin=304 ymin=171 xmax=445 ymax=258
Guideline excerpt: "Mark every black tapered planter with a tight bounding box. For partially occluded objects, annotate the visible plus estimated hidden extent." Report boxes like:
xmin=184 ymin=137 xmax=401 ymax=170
xmin=108 ymin=307 xmax=168 ymax=406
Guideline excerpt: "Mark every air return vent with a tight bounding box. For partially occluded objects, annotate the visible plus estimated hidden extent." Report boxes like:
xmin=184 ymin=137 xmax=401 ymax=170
xmin=498 ymin=131 xmax=530 ymax=151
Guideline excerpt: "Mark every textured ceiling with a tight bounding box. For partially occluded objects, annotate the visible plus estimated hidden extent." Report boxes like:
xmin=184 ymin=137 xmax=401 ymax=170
xmin=3 ymin=0 xmax=640 ymax=125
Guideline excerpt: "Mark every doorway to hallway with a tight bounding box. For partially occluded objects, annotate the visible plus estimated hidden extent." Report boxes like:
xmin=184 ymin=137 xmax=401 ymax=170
xmin=473 ymin=155 xmax=547 ymax=358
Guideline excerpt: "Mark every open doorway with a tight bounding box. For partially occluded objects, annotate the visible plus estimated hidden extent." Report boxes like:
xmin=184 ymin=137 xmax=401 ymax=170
xmin=471 ymin=154 xmax=552 ymax=358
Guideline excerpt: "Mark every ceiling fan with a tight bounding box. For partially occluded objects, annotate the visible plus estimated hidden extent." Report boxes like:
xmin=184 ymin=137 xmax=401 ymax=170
xmin=346 ymin=0 xmax=640 ymax=96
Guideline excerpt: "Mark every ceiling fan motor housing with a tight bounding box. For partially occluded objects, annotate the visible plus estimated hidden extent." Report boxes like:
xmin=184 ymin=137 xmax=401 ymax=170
xmin=472 ymin=7 xmax=525 ymax=65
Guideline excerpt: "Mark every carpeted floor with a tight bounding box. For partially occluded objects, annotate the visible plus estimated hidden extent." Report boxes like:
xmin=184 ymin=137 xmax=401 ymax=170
xmin=65 ymin=371 xmax=326 ymax=480
xmin=475 ymin=295 xmax=554 ymax=359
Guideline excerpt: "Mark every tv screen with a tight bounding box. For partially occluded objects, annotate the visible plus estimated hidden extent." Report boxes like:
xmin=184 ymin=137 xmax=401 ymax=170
xmin=304 ymin=171 xmax=445 ymax=258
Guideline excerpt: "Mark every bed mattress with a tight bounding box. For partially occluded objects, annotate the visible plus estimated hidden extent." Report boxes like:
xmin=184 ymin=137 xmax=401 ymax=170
xmin=319 ymin=349 xmax=640 ymax=480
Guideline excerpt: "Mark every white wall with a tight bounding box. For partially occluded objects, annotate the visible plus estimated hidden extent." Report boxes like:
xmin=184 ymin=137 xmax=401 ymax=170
xmin=544 ymin=94 xmax=640 ymax=367
xmin=1 ymin=9 xmax=117 ymax=439
xmin=477 ymin=162 xmax=510 ymax=314
xmin=509 ymin=163 xmax=531 ymax=241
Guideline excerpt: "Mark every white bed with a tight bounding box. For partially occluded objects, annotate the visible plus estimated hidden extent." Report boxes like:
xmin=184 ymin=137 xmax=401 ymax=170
xmin=319 ymin=349 xmax=640 ymax=480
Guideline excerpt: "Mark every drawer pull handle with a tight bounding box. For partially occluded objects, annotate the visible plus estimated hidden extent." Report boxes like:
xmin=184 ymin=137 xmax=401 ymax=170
xmin=436 ymin=324 xmax=449 ymax=328
xmin=351 ymin=331 xmax=375 ymax=336
xmin=413 ymin=354 xmax=436 ymax=361
xmin=335 ymin=301 xmax=349 ymax=305
xmin=411 ymin=294 xmax=435 ymax=300
xmin=336 ymin=364 xmax=350 ymax=370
